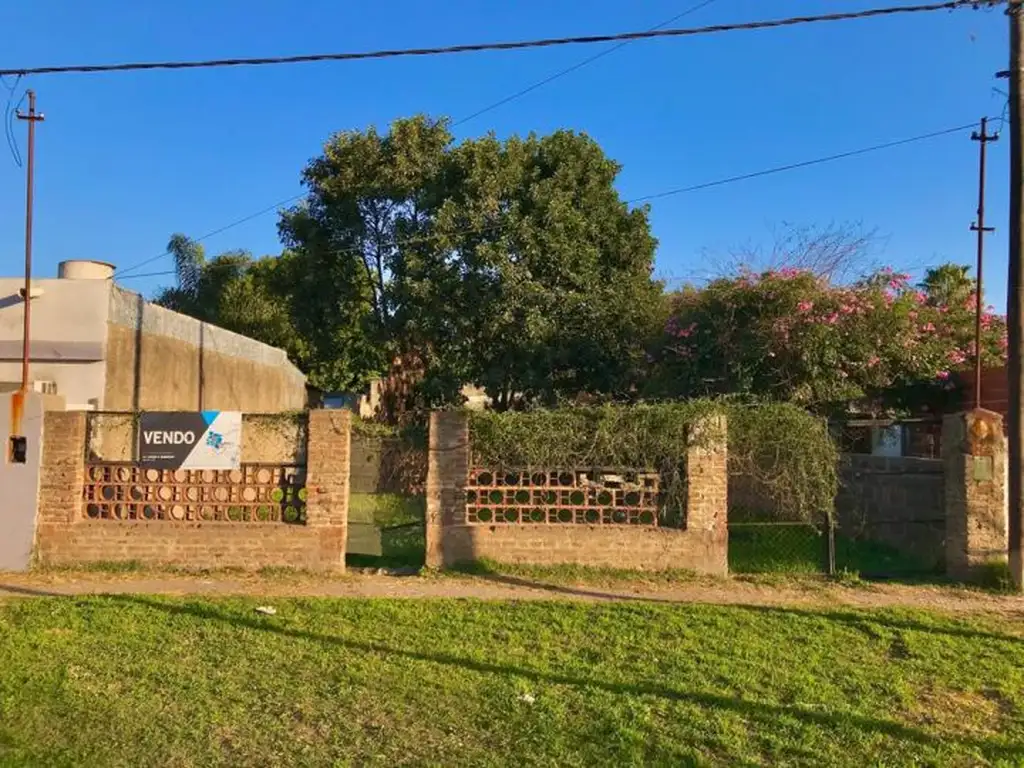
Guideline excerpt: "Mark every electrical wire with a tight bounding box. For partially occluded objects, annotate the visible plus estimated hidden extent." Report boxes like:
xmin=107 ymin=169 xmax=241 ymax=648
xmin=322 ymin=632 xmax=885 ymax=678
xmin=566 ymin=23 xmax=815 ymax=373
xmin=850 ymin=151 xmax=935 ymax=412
xmin=629 ymin=122 xmax=983 ymax=202
xmin=0 ymin=1 xmax=996 ymax=78
xmin=2 ymin=74 xmax=23 ymax=167
xmin=452 ymin=0 xmax=719 ymax=127
xmin=113 ymin=118 xmax=987 ymax=281
xmin=114 ymin=193 xmax=306 ymax=278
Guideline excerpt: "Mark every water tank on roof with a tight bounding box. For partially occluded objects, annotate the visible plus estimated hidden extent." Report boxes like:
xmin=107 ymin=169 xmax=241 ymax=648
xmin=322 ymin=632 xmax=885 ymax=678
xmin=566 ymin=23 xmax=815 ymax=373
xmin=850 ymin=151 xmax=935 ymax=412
xmin=58 ymin=260 xmax=115 ymax=280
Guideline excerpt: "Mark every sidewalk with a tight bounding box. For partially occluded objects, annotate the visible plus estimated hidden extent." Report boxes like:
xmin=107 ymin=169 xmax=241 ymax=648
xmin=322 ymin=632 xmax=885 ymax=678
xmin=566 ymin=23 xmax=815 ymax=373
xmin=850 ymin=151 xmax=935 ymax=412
xmin=3 ymin=570 xmax=1024 ymax=617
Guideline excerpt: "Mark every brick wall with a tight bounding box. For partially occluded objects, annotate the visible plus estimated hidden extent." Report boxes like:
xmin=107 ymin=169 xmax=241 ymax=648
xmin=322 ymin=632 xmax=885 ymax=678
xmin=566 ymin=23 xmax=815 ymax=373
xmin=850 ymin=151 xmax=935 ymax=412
xmin=425 ymin=411 xmax=728 ymax=575
xmin=35 ymin=409 xmax=350 ymax=572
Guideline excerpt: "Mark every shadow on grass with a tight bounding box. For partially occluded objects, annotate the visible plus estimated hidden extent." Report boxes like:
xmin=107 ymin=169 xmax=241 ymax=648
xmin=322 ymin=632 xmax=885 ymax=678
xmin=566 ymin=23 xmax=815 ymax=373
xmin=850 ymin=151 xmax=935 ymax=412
xmin=725 ymin=603 xmax=1024 ymax=646
xmin=75 ymin=593 xmax=1023 ymax=760
xmin=446 ymin=562 xmax=677 ymax=603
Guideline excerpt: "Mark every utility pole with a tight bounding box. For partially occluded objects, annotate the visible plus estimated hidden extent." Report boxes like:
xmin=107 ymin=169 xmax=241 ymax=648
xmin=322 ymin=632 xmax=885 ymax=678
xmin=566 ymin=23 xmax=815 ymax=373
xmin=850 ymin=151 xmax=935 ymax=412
xmin=971 ymin=117 xmax=998 ymax=410
xmin=15 ymin=90 xmax=44 ymax=393
xmin=1007 ymin=0 xmax=1024 ymax=591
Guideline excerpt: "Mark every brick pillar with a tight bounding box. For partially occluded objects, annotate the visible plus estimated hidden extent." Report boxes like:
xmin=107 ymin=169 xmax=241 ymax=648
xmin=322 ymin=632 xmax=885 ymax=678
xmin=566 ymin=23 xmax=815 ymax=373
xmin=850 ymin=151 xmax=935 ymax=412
xmin=942 ymin=409 xmax=1007 ymax=582
xmin=305 ymin=410 xmax=350 ymax=570
xmin=685 ymin=413 xmax=729 ymax=573
xmin=39 ymin=411 xmax=86 ymax=525
xmin=425 ymin=410 xmax=470 ymax=568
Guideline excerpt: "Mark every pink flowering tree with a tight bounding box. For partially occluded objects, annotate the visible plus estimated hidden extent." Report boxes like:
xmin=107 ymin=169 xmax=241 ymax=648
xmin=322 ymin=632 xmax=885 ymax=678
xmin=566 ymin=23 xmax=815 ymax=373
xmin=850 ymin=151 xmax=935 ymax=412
xmin=652 ymin=264 xmax=1007 ymax=415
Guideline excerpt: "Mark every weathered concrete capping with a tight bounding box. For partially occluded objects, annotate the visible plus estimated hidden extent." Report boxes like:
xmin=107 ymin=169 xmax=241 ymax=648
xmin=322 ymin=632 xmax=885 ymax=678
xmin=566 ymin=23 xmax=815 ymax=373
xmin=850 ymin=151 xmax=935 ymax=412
xmin=942 ymin=409 xmax=1007 ymax=582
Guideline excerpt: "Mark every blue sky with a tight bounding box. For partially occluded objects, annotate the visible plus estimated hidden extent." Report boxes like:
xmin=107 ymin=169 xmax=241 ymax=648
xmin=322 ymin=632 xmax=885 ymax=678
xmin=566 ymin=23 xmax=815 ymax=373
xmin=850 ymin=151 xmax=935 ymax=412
xmin=0 ymin=1 xmax=1012 ymax=308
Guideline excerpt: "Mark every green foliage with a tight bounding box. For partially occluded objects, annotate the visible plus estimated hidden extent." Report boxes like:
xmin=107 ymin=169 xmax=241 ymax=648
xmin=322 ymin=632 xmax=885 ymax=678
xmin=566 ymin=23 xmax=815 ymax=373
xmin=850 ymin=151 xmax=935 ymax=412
xmin=653 ymin=265 xmax=1007 ymax=416
xmin=351 ymin=415 xmax=427 ymax=449
xmin=469 ymin=401 xmax=720 ymax=468
xmin=726 ymin=402 xmax=837 ymax=525
xmin=469 ymin=401 xmax=837 ymax=524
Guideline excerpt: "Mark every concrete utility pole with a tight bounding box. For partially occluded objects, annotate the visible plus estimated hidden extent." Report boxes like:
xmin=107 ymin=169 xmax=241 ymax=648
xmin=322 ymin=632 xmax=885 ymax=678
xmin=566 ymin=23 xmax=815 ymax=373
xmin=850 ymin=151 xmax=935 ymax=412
xmin=15 ymin=90 xmax=44 ymax=393
xmin=1007 ymin=0 xmax=1024 ymax=590
xmin=971 ymin=117 xmax=998 ymax=409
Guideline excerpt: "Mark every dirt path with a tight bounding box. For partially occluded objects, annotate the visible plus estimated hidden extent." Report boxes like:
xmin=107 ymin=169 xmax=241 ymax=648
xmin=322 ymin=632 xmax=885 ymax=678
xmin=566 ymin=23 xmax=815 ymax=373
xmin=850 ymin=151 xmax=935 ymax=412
xmin=2 ymin=571 xmax=1024 ymax=617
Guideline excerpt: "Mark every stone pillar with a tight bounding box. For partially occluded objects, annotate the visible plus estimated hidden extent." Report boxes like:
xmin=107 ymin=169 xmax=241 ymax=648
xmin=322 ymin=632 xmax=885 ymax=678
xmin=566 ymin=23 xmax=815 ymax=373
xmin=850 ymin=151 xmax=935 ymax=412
xmin=685 ymin=413 xmax=729 ymax=573
xmin=39 ymin=410 xmax=86 ymax=526
xmin=942 ymin=409 xmax=1007 ymax=582
xmin=425 ymin=410 xmax=470 ymax=569
xmin=305 ymin=410 xmax=351 ymax=570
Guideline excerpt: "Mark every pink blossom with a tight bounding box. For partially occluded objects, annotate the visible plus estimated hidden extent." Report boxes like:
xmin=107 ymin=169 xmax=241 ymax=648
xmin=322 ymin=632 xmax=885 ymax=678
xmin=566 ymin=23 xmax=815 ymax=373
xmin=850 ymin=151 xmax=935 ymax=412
xmin=948 ymin=349 xmax=967 ymax=365
xmin=867 ymin=355 xmax=880 ymax=368
xmin=912 ymin=291 xmax=927 ymax=305
xmin=824 ymin=312 xmax=839 ymax=325
xmin=840 ymin=304 xmax=855 ymax=314
xmin=921 ymin=322 xmax=936 ymax=333
xmin=797 ymin=300 xmax=814 ymax=313
xmin=676 ymin=322 xmax=697 ymax=339
xmin=936 ymin=370 xmax=950 ymax=380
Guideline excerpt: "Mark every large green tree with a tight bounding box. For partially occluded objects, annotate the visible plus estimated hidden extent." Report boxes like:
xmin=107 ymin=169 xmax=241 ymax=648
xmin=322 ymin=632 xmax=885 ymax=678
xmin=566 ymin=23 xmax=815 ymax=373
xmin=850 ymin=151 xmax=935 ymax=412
xmin=278 ymin=115 xmax=663 ymax=405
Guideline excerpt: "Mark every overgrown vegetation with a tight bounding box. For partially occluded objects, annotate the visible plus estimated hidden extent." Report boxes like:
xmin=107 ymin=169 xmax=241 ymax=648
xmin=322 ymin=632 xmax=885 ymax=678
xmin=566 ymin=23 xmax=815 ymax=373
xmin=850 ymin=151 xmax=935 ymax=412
xmin=469 ymin=401 xmax=838 ymax=525
xmin=1 ymin=597 xmax=1022 ymax=765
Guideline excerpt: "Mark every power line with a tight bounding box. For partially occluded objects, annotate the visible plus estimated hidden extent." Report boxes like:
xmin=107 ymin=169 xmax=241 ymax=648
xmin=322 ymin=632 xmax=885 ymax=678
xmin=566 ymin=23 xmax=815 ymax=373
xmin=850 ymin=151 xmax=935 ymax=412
xmin=114 ymin=118 xmax=988 ymax=283
xmin=116 ymin=1 xmax=722 ymax=279
xmin=0 ymin=1 xmax=996 ymax=78
xmin=629 ymin=122 xmax=983 ymax=202
xmin=452 ymin=0 xmax=719 ymax=127
xmin=114 ymin=193 xmax=305 ymax=278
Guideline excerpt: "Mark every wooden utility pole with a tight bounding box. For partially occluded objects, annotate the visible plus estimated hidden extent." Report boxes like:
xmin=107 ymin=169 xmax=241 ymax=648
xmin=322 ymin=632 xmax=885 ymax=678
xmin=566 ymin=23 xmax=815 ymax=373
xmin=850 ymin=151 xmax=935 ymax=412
xmin=971 ymin=117 xmax=998 ymax=409
xmin=1008 ymin=0 xmax=1024 ymax=590
xmin=15 ymin=90 xmax=44 ymax=393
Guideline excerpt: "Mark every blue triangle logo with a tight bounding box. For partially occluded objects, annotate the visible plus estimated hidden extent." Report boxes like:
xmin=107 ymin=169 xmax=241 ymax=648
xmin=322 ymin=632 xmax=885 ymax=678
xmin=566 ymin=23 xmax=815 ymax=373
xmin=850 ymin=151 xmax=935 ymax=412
xmin=201 ymin=411 xmax=218 ymax=426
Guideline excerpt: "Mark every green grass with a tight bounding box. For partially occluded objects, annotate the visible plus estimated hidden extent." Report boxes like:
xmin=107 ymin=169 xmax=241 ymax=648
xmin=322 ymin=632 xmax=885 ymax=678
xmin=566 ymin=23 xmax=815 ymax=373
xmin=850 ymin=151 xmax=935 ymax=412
xmin=0 ymin=597 xmax=1022 ymax=766
xmin=729 ymin=524 xmax=942 ymax=578
xmin=446 ymin=558 xmax=710 ymax=588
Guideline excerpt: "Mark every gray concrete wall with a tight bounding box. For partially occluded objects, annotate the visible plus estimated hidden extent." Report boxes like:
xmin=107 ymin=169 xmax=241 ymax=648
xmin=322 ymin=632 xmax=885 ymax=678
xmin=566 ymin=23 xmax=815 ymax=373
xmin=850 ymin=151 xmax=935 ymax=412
xmin=0 ymin=392 xmax=46 ymax=571
xmin=0 ymin=278 xmax=110 ymax=409
xmin=103 ymin=286 xmax=307 ymax=412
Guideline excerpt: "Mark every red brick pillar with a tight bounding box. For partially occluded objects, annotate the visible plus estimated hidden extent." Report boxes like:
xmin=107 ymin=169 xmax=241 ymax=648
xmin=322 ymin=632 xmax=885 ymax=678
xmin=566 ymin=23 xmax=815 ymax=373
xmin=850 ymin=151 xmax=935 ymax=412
xmin=685 ymin=413 xmax=729 ymax=574
xmin=425 ymin=410 xmax=470 ymax=569
xmin=305 ymin=410 xmax=351 ymax=571
xmin=39 ymin=411 xmax=86 ymax=525
xmin=33 ymin=411 xmax=86 ymax=565
xmin=942 ymin=410 xmax=1007 ymax=582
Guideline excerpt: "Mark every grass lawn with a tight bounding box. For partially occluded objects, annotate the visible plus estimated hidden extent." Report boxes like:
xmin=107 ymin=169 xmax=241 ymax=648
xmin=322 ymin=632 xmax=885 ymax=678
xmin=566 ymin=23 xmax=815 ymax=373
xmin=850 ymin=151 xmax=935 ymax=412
xmin=728 ymin=524 xmax=942 ymax=579
xmin=0 ymin=597 xmax=1022 ymax=766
